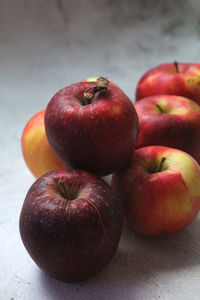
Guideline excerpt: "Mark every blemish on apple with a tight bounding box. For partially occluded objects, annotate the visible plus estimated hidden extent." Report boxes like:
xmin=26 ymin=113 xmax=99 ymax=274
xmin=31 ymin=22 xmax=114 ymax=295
xmin=112 ymin=106 xmax=121 ymax=114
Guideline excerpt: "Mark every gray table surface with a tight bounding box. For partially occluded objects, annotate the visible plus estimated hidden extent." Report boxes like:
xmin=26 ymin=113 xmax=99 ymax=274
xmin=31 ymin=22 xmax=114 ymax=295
xmin=2 ymin=0 xmax=200 ymax=299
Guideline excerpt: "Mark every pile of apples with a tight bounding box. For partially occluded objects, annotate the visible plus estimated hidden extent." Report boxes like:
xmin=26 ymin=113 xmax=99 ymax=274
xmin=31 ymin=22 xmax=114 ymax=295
xmin=20 ymin=63 xmax=200 ymax=282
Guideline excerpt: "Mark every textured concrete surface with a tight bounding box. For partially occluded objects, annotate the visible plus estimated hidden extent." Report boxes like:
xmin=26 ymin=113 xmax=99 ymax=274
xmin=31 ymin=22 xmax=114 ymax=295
xmin=1 ymin=0 xmax=200 ymax=299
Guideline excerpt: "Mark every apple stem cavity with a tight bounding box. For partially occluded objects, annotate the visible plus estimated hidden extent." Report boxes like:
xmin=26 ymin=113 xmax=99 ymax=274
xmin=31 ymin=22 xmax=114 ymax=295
xmin=58 ymin=179 xmax=70 ymax=200
xmin=157 ymin=157 xmax=166 ymax=173
xmin=156 ymin=104 xmax=164 ymax=114
xmin=83 ymin=77 xmax=109 ymax=105
xmin=174 ymin=61 xmax=179 ymax=73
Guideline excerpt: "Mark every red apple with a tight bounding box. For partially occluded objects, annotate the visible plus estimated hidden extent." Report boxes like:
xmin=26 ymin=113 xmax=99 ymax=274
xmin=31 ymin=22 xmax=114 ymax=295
xmin=19 ymin=169 xmax=123 ymax=282
xmin=134 ymin=95 xmax=200 ymax=165
xmin=21 ymin=110 xmax=64 ymax=178
xmin=45 ymin=77 xmax=139 ymax=176
xmin=136 ymin=62 xmax=200 ymax=105
xmin=112 ymin=146 xmax=200 ymax=237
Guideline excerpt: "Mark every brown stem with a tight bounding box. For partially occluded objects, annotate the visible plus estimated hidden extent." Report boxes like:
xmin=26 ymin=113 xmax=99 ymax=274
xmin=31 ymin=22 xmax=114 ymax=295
xmin=83 ymin=87 xmax=96 ymax=105
xmin=157 ymin=157 xmax=166 ymax=173
xmin=83 ymin=76 xmax=109 ymax=104
xmin=58 ymin=179 xmax=70 ymax=200
xmin=156 ymin=104 xmax=164 ymax=113
xmin=174 ymin=61 xmax=179 ymax=73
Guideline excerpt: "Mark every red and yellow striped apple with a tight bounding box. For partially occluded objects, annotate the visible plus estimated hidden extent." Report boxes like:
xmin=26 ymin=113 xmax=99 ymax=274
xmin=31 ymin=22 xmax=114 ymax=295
xmin=136 ymin=62 xmax=200 ymax=105
xmin=21 ymin=110 xmax=64 ymax=178
xmin=134 ymin=95 xmax=200 ymax=165
xmin=112 ymin=146 xmax=200 ymax=237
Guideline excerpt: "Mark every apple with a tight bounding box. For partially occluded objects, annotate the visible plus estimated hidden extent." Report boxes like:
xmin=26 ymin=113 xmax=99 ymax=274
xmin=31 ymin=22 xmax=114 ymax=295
xmin=19 ymin=169 xmax=123 ymax=282
xmin=21 ymin=110 xmax=65 ymax=178
xmin=45 ymin=77 xmax=139 ymax=176
xmin=112 ymin=146 xmax=200 ymax=237
xmin=136 ymin=62 xmax=200 ymax=105
xmin=134 ymin=95 xmax=200 ymax=165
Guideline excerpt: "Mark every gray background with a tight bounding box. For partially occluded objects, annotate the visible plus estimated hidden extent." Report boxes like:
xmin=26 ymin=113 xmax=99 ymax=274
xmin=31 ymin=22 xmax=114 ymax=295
xmin=1 ymin=0 xmax=200 ymax=299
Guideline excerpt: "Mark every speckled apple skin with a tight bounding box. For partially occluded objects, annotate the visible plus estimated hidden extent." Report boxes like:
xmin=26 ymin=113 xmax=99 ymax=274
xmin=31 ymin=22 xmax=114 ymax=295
xmin=19 ymin=169 xmax=123 ymax=282
xmin=134 ymin=95 xmax=200 ymax=165
xmin=112 ymin=146 xmax=200 ymax=237
xmin=45 ymin=81 xmax=139 ymax=176
xmin=136 ymin=63 xmax=200 ymax=105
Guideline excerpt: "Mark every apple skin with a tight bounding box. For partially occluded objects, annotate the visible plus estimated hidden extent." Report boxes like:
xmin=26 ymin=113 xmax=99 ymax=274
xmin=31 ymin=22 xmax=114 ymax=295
xmin=134 ymin=95 xmax=200 ymax=165
xmin=19 ymin=169 xmax=123 ymax=282
xmin=136 ymin=63 xmax=200 ymax=105
xmin=112 ymin=146 xmax=200 ymax=237
xmin=21 ymin=110 xmax=65 ymax=178
xmin=45 ymin=81 xmax=139 ymax=176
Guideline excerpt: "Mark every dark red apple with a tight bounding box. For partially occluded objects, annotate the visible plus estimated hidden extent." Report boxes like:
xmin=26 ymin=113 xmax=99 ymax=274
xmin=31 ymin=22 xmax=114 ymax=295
xmin=19 ymin=169 xmax=123 ymax=282
xmin=112 ymin=146 xmax=200 ymax=237
xmin=136 ymin=62 xmax=200 ymax=105
xmin=45 ymin=78 xmax=139 ymax=176
xmin=134 ymin=95 xmax=200 ymax=165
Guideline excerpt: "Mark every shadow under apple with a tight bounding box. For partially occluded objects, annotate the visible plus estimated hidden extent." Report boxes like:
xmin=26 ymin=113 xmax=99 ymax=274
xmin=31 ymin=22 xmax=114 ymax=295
xmin=38 ymin=216 xmax=200 ymax=300
xmin=122 ymin=216 xmax=200 ymax=274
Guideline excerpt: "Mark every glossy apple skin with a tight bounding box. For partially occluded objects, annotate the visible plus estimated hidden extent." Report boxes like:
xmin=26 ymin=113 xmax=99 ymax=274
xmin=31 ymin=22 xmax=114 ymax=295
xmin=136 ymin=63 xmax=200 ymax=105
xmin=19 ymin=169 xmax=123 ymax=282
xmin=21 ymin=110 xmax=64 ymax=178
xmin=135 ymin=95 xmax=200 ymax=165
xmin=112 ymin=146 xmax=200 ymax=237
xmin=45 ymin=81 xmax=139 ymax=176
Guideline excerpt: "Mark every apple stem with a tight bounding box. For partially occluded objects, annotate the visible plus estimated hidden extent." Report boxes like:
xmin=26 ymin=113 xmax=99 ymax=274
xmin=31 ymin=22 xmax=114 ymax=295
xmin=174 ymin=61 xmax=179 ymax=73
xmin=156 ymin=104 xmax=164 ymax=113
xmin=83 ymin=77 xmax=109 ymax=104
xmin=58 ymin=179 xmax=70 ymax=200
xmin=157 ymin=157 xmax=166 ymax=173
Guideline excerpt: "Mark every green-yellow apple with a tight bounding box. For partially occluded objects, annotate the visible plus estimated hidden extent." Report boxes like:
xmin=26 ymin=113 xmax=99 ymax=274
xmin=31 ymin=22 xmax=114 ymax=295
xmin=45 ymin=77 xmax=139 ymax=176
xmin=136 ymin=62 xmax=200 ymax=105
xmin=21 ymin=110 xmax=64 ymax=178
xmin=134 ymin=95 xmax=200 ymax=165
xmin=112 ymin=146 xmax=200 ymax=237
